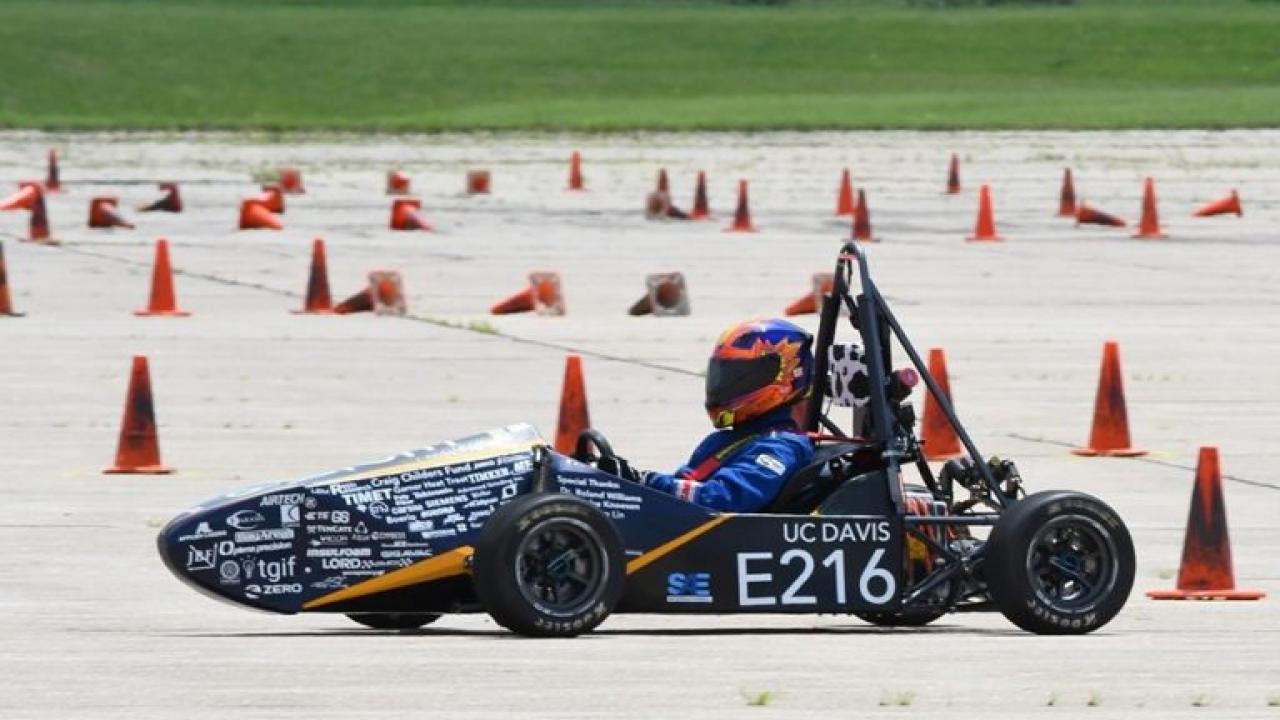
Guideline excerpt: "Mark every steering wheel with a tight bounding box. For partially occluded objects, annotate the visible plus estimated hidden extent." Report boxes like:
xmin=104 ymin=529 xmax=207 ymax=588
xmin=572 ymin=429 xmax=617 ymax=467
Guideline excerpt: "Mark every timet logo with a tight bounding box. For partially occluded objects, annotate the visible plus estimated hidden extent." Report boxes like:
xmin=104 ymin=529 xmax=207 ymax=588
xmin=666 ymin=571 xmax=713 ymax=604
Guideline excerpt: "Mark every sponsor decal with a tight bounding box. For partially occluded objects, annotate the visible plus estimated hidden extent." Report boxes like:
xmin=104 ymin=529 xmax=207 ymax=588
xmin=255 ymin=557 xmax=297 ymax=583
xmin=755 ymin=453 xmax=786 ymax=476
xmin=235 ymin=528 xmax=295 ymax=543
xmin=311 ymin=576 xmax=346 ymax=590
xmin=781 ymin=521 xmax=891 ymax=544
xmin=280 ymin=502 xmax=301 ymax=527
xmin=219 ymin=560 xmax=241 ymax=585
xmin=260 ymin=493 xmax=305 ymax=507
xmin=177 ymin=521 xmax=226 ymax=542
xmin=225 ymin=509 xmax=266 ymax=531
xmin=185 ymin=545 xmax=217 ymax=571
xmin=218 ymin=540 xmax=292 ymax=556
xmin=245 ymin=583 xmax=303 ymax=599
xmin=306 ymin=547 xmax=372 ymax=558
xmin=666 ymin=572 xmax=713 ymax=604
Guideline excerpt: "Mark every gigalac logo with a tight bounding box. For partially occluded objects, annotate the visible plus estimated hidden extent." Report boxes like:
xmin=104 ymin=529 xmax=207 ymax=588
xmin=226 ymin=509 xmax=266 ymax=531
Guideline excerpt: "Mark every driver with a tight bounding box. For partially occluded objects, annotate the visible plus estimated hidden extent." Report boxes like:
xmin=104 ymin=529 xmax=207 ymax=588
xmin=610 ymin=318 xmax=815 ymax=512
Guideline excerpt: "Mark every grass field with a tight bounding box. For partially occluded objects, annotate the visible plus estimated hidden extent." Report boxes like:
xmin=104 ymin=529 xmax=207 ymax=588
xmin=3 ymin=0 xmax=1279 ymax=131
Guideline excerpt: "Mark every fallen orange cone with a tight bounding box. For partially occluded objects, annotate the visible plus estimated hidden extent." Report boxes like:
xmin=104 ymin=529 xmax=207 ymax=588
xmin=256 ymin=185 xmax=286 ymax=214
xmin=568 ymin=151 xmax=584 ymax=192
xmin=46 ymin=148 xmax=62 ymax=193
xmin=0 ymin=241 xmax=21 ymax=317
xmin=292 ymin=238 xmax=335 ymax=314
xmin=491 ymin=272 xmax=565 ymax=316
xmin=835 ymin=169 xmax=855 ymax=217
xmin=386 ymin=171 xmax=411 ymax=195
xmin=1072 ymin=341 xmax=1145 ymax=457
xmin=966 ymin=184 xmax=1002 ymax=242
xmin=1133 ymin=177 xmax=1167 ymax=239
xmin=334 ymin=270 xmax=406 ymax=316
xmin=0 ymin=183 xmax=41 ymax=211
xmin=1194 ymin=190 xmax=1242 ymax=218
xmin=104 ymin=355 xmax=173 ymax=474
xmin=784 ymin=273 xmax=834 ymax=316
xmin=1058 ymin=168 xmax=1077 ymax=217
xmin=644 ymin=191 xmax=689 ymax=220
xmin=920 ymin=348 xmax=965 ymax=461
xmin=945 ymin=153 xmax=961 ymax=194
xmin=139 ymin=183 xmax=182 ymax=213
xmin=134 ymin=238 xmax=190 ymax=317
xmin=724 ymin=180 xmax=756 ymax=233
xmin=1148 ymin=447 xmax=1265 ymax=601
xmin=467 ymin=170 xmax=491 ymax=195
xmin=88 ymin=197 xmax=135 ymax=229
xmin=278 ymin=168 xmax=305 ymax=194
xmin=553 ymin=354 xmax=591 ymax=454
xmin=1076 ymin=201 xmax=1126 ymax=227
xmin=690 ymin=171 xmax=711 ymax=220
xmin=852 ymin=189 xmax=874 ymax=242
xmin=629 ymin=272 xmax=690 ymax=316
xmin=390 ymin=198 xmax=432 ymax=231
xmin=239 ymin=199 xmax=282 ymax=230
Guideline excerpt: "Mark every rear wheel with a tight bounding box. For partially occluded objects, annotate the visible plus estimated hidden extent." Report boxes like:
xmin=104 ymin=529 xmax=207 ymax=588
xmin=985 ymin=491 xmax=1134 ymax=635
xmin=346 ymin=613 xmax=440 ymax=630
xmin=473 ymin=493 xmax=624 ymax=637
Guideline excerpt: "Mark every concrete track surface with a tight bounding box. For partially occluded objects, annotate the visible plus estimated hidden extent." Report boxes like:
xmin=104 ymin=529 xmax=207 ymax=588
xmin=1 ymin=130 xmax=1277 ymax=719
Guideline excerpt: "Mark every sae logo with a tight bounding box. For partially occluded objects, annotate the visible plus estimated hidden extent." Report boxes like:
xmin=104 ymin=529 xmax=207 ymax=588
xmin=666 ymin=572 xmax=713 ymax=604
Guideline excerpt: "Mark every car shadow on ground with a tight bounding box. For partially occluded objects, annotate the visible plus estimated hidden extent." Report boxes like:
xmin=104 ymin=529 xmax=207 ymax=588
xmin=163 ymin=623 xmax=1026 ymax=639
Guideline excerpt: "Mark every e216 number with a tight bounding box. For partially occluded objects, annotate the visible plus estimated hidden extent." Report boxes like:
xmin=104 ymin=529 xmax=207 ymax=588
xmin=736 ymin=548 xmax=895 ymax=607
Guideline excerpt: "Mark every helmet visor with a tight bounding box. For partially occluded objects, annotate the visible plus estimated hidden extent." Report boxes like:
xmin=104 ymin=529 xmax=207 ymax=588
xmin=706 ymin=355 xmax=782 ymax=410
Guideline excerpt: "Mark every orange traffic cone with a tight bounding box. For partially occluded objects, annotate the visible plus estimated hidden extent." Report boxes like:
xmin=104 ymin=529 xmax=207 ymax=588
xmin=467 ymin=170 xmax=491 ymax=195
xmin=836 ymin=169 xmax=855 ymax=217
xmin=553 ymin=354 xmax=591 ymax=454
xmin=256 ymin=185 xmax=286 ymax=214
xmin=46 ymin=148 xmax=62 ymax=193
xmin=852 ymin=189 xmax=874 ymax=242
xmin=239 ymin=199 xmax=282 ymax=230
xmin=29 ymin=192 xmax=52 ymax=243
xmin=390 ymin=198 xmax=432 ymax=231
xmin=1075 ymin=201 xmax=1126 ymax=227
xmin=278 ymin=168 xmax=305 ymax=194
xmin=656 ymin=168 xmax=670 ymax=195
xmin=0 ymin=241 xmax=21 ymax=317
xmin=387 ymin=171 xmax=411 ymax=195
xmin=104 ymin=355 xmax=173 ymax=474
xmin=784 ymin=273 xmax=834 ymax=316
xmin=1148 ymin=447 xmax=1265 ymax=601
xmin=690 ymin=171 xmax=711 ymax=220
xmin=966 ymin=184 xmax=1002 ymax=242
xmin=568 ymin=151 xmax=584 ymax=191
xmin=1133 ymin=177 xmax=1167 ymax=239
xmin=724 ymin=180 xmax=757 ymax=233
xmin=134 ymin=238 xmax=190 ymax=317
xmin=1058 ymin=168 xmax=1077 ymax=217
xmin=491 ymin=272 xmax=565 ymax=316
xmin=945 ymin=153 xmax=961 ymax=194
xmin=629 ymin=272 xmax=690 ymax=316
xmin=139 ymin=183 xmax=182 ymax=213
xmin=0 ymin=183 xmax=41 ymax=211
xmin=292 ymin=238 xmax=335 ymax=314
xmin=1071 ymin=341 xmax=1145 ymax=457
xmin=88 ymin=197 xmax=135 ymax=229
xmin=1194 ymin=190 xmax=1242 ymax=218
xmin=335 ymin=270 xmax=406 ymax=316
xmin=920 ymin=348 xmax=965 ymax=461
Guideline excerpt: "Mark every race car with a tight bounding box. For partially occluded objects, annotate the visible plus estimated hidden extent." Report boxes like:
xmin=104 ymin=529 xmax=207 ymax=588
xmin=159 ymin=242 xmax=1135 ymax=637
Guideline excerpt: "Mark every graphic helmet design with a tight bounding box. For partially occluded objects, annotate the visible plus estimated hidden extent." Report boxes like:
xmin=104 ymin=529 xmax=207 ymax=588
xmin=705 ymin=318 xmax=814 ymax=428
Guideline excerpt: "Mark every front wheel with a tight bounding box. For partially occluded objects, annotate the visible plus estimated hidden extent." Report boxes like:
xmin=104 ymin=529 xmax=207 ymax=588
xmin=346 ymin=613 xmax=441 ymax=630
xmin=985 ymin=491 xmax=1135 ymax=635
xmin=472 ymin=493 xmax=624 ymax=637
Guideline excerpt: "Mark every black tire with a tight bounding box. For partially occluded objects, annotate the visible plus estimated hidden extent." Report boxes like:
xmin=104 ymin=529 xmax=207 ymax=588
xmin=855 ymin=608 xmax=946 ymax=627
xmin=985 ymin=491 xmax=1134 ymax=635
xmin=346 ymin=613 xmax=441 ymax=630
xmin=472 ymin=493 xmax=624 ymax=637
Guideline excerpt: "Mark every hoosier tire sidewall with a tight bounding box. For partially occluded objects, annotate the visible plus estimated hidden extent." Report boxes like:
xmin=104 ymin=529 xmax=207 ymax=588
xmin=986 ymin=491 xmax=1135 ymax=635
xmin=473 ymin=493 xmax=625 ymax=637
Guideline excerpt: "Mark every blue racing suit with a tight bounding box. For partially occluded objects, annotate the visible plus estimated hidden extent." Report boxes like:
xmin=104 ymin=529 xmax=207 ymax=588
xmin=643 ymin=408 xmax=814 ymax=513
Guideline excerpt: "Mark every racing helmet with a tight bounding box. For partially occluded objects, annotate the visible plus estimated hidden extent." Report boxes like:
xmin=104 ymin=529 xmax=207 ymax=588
xmin=705 ymin=318 xmax=814 ymax=429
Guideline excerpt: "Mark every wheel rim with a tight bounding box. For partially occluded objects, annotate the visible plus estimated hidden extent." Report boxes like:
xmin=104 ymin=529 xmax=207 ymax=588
xmin=1025 ymin=515 xmax=1118 ymax=613
xmin=514 ymin=517 xmax=607 ymax=617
